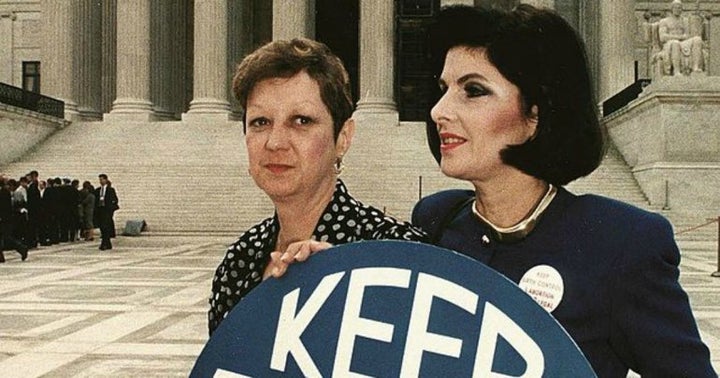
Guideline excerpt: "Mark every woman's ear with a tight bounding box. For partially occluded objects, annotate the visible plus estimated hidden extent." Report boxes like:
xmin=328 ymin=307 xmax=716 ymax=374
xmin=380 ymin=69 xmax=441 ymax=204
xmin=336 ymin=118 xmax=356 ymax=156
xmin=526 ymin=105 xmax=539 ymax=140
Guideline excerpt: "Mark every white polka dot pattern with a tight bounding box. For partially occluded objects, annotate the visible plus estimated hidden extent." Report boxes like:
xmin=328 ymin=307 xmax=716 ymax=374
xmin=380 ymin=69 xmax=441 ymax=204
xmin=207 ymin=180 xmax=427 ymax=335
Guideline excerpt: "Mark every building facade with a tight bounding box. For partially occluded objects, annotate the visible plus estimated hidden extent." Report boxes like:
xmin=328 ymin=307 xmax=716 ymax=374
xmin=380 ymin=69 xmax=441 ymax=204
xmin=3 ymin=0 xmax=720 ymax=122
xmin=0 ymin=0 xmax=657 ymax=123
xmin=3 ymin=0 xmax=720 ymax=213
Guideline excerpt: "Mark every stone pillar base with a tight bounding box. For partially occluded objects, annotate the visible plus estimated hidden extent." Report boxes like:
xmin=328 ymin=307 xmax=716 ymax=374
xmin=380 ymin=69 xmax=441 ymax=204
xmin=59 ymin=100 xmax=79 ymax=121
xmin=185 ymin=98 xmax=231 ymax=113
xmin=352 ymin=110 xmax=399 ymax=128
xmin=104 ymin=98 xmax=156 ymax=121
xmin=152 ymin=108 xmax=178 ymax=121
xmin=604 ymin=76 xmax=720 ymax=212
xmin=77 ymin=107 xmax=103 ymax=121
xmin=354 ymin=97 xmax=399 ymax=127
xmin=109 ymin=98 xmax=152 ymax=111
xmin=181 ymin=112 xmax=234 ymax=122
xmin=356 ymin=97 xmax=396 ymax=112
xmin=634 ymin=163 xmax=720 ymax=211
xmin=103 ymin=112 xmax=159 ymax=122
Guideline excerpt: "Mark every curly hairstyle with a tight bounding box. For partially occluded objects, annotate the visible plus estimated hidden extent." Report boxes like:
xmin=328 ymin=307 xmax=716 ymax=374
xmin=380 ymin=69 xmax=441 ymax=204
xmin=232 ymin=38 xmax=353 ymax=140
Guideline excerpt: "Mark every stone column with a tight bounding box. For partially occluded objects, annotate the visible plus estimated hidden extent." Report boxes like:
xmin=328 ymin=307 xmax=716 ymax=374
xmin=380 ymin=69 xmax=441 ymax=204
xmin=709 ymin=13 xmax=720 ymax=76
xmin=101 ymin=0 xmax=116 ymax=114
xmin=76 ymin=0 xmax=102 ymax=120
xmin=228 ymin=0 xmax=252 ymax=116
xmin=106 ymin=0 xmax=155 ymax=121
xmin=0 ymin=12 xmax=15 ymax=85
xmin=579 ymin=0 xmax=601 ymax=112
xmin=355 ymin=0 xmax=398 ymax=125
xmin=41 ymin=0 xmax=79 ymax=119
xmin=272 ymin=0 xmax=315 ymax=39
xmin=169 ymin=0 xmax=189 ymax=117
xmin=150 ymin=0 xmax=175 ymax=120
xmin=183 ymin=0 xmax=231 ymax=121
xmin=597 ymin=0 xmax=635 ymax=103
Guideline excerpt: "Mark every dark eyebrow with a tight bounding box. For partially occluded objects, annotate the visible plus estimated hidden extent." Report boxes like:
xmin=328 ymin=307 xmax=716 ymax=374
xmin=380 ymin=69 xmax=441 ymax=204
xmin=437 ymin=72 xmax=489 ymax=88
xmin=457 ymin=73 xmax=488 ymax=85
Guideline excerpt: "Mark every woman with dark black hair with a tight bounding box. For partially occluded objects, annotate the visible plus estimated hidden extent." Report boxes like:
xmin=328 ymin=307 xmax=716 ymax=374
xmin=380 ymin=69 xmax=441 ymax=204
xmin=412 ymin=5 xmax=715 ymax=377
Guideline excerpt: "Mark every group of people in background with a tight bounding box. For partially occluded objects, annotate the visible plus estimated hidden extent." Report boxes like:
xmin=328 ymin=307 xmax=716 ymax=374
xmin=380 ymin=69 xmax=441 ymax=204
xmin=0 ymin=171 xmax=119 ymax=262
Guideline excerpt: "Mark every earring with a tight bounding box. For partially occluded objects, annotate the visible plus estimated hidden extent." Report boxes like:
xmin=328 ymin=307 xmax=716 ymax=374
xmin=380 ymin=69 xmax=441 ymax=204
xmin=335 ymin=155 xmax=345 ymax=175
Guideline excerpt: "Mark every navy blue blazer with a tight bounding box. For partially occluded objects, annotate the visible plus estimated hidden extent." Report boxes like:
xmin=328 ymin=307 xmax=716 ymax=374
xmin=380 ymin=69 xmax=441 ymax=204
xmin=413 ymin=187 xmax=716 ymax=377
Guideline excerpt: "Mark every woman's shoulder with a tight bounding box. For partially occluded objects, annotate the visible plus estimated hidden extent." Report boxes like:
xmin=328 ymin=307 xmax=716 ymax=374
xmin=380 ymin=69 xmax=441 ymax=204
xmin=215 ymin=217 xmax=275 ymax=278
xmin=231 ymin=216 xmax=277 ymax=247
xmin=337 ymin=184 xmax=426 ymax=242
xmin=568 ymin=190 xmax=670 ymax=229
xmin=415 ymin=189 xmax=475 ymax=210
xmin=412 ymin=190 xmax=475 ymax=223
xmin=559 ymin=190 xmax=677 ymax=261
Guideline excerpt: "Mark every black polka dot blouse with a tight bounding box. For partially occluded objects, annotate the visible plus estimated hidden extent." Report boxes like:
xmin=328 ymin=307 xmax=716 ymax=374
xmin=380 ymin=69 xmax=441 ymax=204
xmin=208 ymin=179 xmax=427 ymax=335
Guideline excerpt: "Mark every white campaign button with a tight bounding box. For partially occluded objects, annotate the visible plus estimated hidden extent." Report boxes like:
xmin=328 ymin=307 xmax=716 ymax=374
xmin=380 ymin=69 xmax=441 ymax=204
xmin=518 ymin=265 xmax=564 ymax=312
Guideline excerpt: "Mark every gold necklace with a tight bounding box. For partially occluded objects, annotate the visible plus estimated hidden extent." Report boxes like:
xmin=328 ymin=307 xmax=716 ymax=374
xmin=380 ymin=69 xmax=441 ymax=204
xmin=472 ymin=184 xmax=557 ymax=243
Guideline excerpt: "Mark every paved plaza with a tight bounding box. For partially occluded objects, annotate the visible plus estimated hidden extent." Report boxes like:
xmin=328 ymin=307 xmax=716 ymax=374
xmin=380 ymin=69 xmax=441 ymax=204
xmin=0 ymin=234 xmax=718 ymax=377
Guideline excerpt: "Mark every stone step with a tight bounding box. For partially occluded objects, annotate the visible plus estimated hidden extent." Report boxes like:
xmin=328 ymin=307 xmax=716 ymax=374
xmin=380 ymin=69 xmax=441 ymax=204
xmin=0 ymin=119 xmax=676 ymax=236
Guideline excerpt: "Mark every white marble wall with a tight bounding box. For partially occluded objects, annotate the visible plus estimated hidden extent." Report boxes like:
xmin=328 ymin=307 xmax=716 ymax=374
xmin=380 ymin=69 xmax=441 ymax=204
xmin=604 ymin=77 xmax=720 ymax=211
xmin=0 ymin=12 xmax=14 ymax=84
xmin=0 ymin=105 xmax=66 ymax=165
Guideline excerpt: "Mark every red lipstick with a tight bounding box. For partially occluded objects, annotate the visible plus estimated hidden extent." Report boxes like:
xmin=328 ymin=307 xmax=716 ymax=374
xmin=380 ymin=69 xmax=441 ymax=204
xmin=439 ymin=132 xmax=467 ymax=152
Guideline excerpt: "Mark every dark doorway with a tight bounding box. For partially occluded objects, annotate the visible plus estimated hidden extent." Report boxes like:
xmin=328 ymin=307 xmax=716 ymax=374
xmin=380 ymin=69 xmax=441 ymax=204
xmin=396 ymin=0 xmax=440 ymax=121
xmin=316 ymin=0 xmax=360 ymax=104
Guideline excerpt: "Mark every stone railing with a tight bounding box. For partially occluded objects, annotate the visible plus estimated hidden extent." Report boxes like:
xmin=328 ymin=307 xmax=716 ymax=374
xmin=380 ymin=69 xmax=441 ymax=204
xmin=0 ymin=82 xmax=64 ymax=119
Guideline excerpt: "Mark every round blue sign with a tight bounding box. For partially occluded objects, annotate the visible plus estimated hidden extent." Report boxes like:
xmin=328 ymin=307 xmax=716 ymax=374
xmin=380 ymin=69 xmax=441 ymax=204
xmin=192 ymin=240 xmax=596 ymax=377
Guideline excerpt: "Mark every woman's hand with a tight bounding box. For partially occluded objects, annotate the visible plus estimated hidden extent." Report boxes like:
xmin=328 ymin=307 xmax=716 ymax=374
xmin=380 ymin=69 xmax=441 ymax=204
xmin=262 ymin=240 xmax=333 ymax=280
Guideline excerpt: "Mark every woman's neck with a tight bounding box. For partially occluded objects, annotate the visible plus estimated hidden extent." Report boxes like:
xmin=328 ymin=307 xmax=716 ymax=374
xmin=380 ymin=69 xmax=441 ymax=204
xmin=274 ymin=178 xmax=337 ymax=252
xmin=472 ymin=172 xmax=549 ymax=228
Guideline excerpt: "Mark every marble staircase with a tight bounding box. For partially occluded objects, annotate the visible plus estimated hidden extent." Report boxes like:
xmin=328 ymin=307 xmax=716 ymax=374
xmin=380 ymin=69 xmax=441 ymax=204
xmin=2 ymin=119 xmax=714 ymax=245
xmin=1 ymin=120 xmax=271 ymax=234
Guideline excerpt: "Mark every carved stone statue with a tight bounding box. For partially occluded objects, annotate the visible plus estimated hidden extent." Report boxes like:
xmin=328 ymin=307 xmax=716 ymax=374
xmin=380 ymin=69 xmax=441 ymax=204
xmin=657 ymin=0 xmax=704 ymax=76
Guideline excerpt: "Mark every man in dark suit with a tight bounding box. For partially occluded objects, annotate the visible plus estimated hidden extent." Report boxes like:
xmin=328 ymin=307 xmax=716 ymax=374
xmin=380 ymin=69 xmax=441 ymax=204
xmin=0 ymin=177 xmax=28 ymax=263
xmin=43 ymin=178 xmax=61 ymax=244
xmin=57 ymin=178 xmax=73 ymax=243
xmin=25 ymin=171 xmax=41 ymax=248
xmin=94 ymin=174 xmax=119 ymax=250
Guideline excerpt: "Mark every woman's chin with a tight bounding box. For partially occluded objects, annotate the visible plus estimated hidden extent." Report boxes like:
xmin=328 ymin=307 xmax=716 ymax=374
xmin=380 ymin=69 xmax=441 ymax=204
xmin=252 ymin=177 xmax=294 ymax=198
xmin=261 ymin=185 xmax=297 ymax=201
xmin=440 ymin=162 xmax=467 ymax=180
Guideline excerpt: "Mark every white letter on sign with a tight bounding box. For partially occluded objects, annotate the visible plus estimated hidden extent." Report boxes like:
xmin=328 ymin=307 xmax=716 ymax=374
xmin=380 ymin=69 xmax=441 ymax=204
xmin=400 ymin=273 xmax=479 ymax=377
xmin=270 ymin=272 xmax=345 ymax=376
xmin=333 ymin=267 xmax=412 ymax=377
xmin=473 ymin=302 xmax=544 ymax=377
